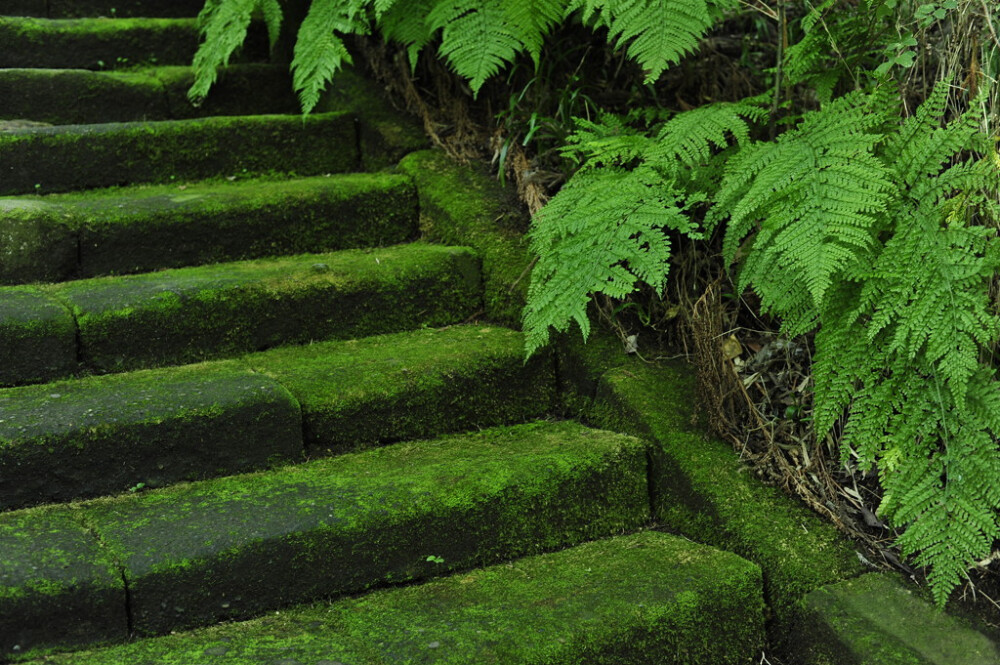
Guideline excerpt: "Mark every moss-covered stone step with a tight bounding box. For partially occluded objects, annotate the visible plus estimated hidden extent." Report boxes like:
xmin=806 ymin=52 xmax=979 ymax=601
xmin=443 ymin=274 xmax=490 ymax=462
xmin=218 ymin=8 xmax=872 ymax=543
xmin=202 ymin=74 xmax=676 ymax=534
xmin=0 ymin=17 xmax=199 ymax=69
xmin=582 ymin=358 xmax=866 ymax=655
xmin=790 ymin=573 xmax=1000 ymax=664
xmin=0 ymin=112 xmax=357 ymax=196
xmin=21 ymin=531 xmax=765 ymax=665
xmin=245 ymin=325 xmax=555 ymax=454
xmin=0 ymin=361 xmax=303 ymax=511
xmin=0 ymin=17 xmax=270 ymax=70
xmin=30 ymin=243 xmax=479 ymax=377
xmin=0 ymin=173 xmax=418 ymax=285
xmin=45 ymin=0 xmax=206 ymax=18
xmin=0 ymin=507 xmax=126 ymax=659
xmin=0 ymin=65 xmax=298 ymax=125
xmin=3 ymin=421 xmax=652 ymax=655
xmin=0 ymin=325 xmax=551 ymax=509
xmin=0 ymin=286 xmax=76 ymax=386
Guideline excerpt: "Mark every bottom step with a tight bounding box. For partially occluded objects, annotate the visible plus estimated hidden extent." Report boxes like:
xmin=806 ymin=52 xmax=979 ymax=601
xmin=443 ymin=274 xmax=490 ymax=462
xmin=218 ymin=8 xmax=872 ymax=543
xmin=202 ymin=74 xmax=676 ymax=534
xmin=24 ymin=531 xmax=764 ymax=665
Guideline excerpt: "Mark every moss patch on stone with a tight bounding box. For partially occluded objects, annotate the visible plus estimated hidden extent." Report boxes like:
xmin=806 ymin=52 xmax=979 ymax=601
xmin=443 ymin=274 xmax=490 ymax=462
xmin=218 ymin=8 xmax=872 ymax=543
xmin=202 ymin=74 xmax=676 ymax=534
xmin=584 ymin=360 xmax=865 ymax=648
xmin=0 ymin=198 xmax=77 ymax=285
xmin=790 ymin=573 xmax=1000 ymax=665
xmin=76 ymin=421 xmax=649 ymax=636
xmin=397 ymin=150 xmax=531 ymax=327
xmin=47 ymin=243 xmax=479 ymax=373
xmin=151 ymin=64 xmax=299 ymax=119
xmin=31 ymin=531 xmax=764 ymax=665
xmin=0 ymin=16 xmax=201 ymax=70
xmin=245 ymin=325 xmax=556 ymax=453
xmin=0 ymin=506 xmax=125 ymax=659
xmin=0 ymin=113 xmax=357 ymax=196
xmin=0 ymin=360 xmax=303 ymax=511
xmin=0 ymin=286 xmax=76 ymax=386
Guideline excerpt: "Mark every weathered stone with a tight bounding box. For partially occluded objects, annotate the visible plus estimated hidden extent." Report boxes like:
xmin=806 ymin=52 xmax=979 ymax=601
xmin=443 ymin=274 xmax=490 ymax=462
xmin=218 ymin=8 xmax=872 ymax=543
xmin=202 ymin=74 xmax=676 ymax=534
xmin=0 ymin=286 xmax=76 ymax=386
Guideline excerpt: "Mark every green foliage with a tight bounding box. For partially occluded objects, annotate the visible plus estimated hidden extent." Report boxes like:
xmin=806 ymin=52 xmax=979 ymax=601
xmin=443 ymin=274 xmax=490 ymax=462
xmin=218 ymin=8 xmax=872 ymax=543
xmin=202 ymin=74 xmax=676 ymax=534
xmin=523 ymin=103 xmax=765 ymax=355
xmin=191 ymin=0 xmax=724 ymax=109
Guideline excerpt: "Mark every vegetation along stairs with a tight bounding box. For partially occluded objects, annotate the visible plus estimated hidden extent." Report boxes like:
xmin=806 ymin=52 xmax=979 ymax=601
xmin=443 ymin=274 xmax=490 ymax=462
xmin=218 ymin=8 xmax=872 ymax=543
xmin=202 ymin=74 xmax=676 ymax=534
xmin=0 ymin=2 xmax=997 ymax=664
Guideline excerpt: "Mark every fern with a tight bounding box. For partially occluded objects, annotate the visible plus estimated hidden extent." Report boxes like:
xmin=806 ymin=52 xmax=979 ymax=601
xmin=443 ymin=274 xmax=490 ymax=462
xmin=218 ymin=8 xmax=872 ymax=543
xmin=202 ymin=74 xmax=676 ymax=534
xmin=189 ymin=0 xmax=283 ymax=104
xmin=730 ymin=83 xmax=1000 ymax=606
xmin=292 ymin=0 xmax=371 ymax=114
xmin=524 ymin=103 xmax=764 ymax=355
xmin=378 ymin=0 xmax=437 ymax=70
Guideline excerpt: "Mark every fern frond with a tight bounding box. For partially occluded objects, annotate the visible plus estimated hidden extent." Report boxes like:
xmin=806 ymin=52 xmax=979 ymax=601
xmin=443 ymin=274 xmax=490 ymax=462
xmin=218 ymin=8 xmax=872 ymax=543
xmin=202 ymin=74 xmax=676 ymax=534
xmin=523 ymin=165 xmax=694 ymax=356
xmin=427 ymin=0 xmax=563 ymax=95
xmin=291 ymin=0 xmax=370 ymax=114
xmin=189 ymin=0 xmax=261 ymax=103
xmin=378 ymin=0 xmax=436 ymax=70
xmin=605 ymin=0 xmax=713 ymax=82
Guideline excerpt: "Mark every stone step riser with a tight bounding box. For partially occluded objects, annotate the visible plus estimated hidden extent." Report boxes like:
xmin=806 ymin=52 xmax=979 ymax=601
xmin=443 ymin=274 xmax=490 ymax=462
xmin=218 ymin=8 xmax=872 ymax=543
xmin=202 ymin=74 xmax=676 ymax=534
xmin=0 ymin=244 xmax=482 ymax=385
xmin=0 ymin=173 xmax=419 ymax=285
xmin=1 ymin=422 xmax=651 ymax=657
xmin=0 ymin=65 xmax=299 ymax=125
xmin=0 ymin=112 xmax=358 ymax=196
xmin=0 ymin=17 xmax=269 ymax=70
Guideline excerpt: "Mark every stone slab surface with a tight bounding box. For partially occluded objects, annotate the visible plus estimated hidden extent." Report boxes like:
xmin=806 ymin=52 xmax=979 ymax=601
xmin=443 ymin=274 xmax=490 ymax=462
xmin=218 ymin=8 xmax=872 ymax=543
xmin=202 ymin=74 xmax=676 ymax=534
xmin=791 ymin=573 xmax=1000 ymax=665
xmin=0 ymin=361 xmax=303 ymax=510
xmin=0 ymin=507 xmax=126 ymax=659
xmin=0 ymin=286 xmax=76 ymax=386
xmin=50 ymin=243 xmax=480 ymax=373
xmin=246 ymin=325 xmax=556 ymax=453
xmin=47 ymin=0 xmax=206 ymax=18
xmin=27 ymin=531 xmax=765 ymax=665
xmin=79 ymin=421 xmax=650 ymax=636
xmin=0 ymin=112 xmax=358 ymax=195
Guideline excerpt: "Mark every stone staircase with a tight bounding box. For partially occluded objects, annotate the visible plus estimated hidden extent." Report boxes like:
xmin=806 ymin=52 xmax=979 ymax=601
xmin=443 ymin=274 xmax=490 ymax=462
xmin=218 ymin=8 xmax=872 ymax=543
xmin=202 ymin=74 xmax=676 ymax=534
xmin=1 ymin=3 xmax=998 ymax=665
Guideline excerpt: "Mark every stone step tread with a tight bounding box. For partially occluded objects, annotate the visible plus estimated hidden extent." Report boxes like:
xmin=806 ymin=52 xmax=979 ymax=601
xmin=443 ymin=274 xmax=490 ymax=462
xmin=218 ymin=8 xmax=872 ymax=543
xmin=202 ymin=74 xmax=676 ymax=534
xmin=792 ymin=573 xmax=1000 ymax=665
xmin=2 ymin=421 xmax=652 ymax=658
xmin=7 ymin=0 xmax=206 ymax=19
xmin=0 ymin=172 xmax=419 ymax=285
xmin=0 ymin=64 xmax=299 ymax=125
xmin=0 ymin=325 xmax=555 ymax=510
xmin=0 ymin=242 xmax=483 ymax=385
xmin=0 ymin=112 xmax=359 ymax=196
xmin=0 ymin=16 xmax=269 ymax=70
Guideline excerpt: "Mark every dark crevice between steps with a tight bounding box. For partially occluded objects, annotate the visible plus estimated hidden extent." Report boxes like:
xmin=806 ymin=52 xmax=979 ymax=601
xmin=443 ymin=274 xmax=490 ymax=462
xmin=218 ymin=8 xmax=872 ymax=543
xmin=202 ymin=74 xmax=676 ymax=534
xmin=151 ymin=71 xmax=177 ymax=120
xmin=47 ymin=289 xmax=84 ymax=369
xmin=74 ymin=512 xmax=135 ymax=640
xmin=352 ymin=116 xmax=364 ymax=171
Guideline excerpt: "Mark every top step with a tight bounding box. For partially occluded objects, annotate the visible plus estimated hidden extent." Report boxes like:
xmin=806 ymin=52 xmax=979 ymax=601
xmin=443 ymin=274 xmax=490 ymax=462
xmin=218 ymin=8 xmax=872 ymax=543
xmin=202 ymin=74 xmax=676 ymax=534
xmin=5 ymin=0 xmax=206 ymax=18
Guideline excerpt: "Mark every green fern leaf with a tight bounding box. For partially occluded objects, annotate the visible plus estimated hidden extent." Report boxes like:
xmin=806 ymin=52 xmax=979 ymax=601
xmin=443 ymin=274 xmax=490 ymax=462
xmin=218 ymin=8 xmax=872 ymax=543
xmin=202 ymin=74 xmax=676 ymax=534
xmin=378 ymin=0 xmax=436 ymax=70
xmin=291 ymin=0 xmax=370 ymax=114
xmin=189 ymin=0 xmax=260 ymax=103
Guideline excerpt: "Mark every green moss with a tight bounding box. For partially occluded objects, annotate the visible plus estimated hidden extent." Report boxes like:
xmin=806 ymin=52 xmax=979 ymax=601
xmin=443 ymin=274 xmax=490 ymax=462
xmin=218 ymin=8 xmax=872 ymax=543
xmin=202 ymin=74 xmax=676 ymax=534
xmin=150 ymin=64 xmax=299 ymax=119
xmin=0 ymin=286 xmax=77 ymax=386
xmin=75 ymin=421 xmax=649 ymax=636
xmin=397 ymin=150 xmax=533 ymax=327
xmin=34 ymin=531 xmax=763 ymax=665
xmin=791 ymin=574 xmax=1000 ymax=664
xmin=0 ymin=505 xmax=125 ymax=659
xmin=245 ymin=325 xmax=556 ymax=453
xmin=0 ymin=360 xmax=303 ymax=510
xmin=47 ymin=243 xmax=479 ymax=373
xmin=0 ymin=113 xmax=357 ymax=196
xmin=584 ymin=360 xmax=865 ymax=647
xmin=0 ymin=68 xmax=169 ymax=124
xmin=42 ymin=172 xmax=417 ymax=277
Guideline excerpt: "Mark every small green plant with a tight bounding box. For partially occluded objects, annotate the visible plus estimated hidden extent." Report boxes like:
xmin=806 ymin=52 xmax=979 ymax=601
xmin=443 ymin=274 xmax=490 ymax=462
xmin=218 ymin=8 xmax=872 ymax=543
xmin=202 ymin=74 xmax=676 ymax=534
xmin=425 ymin=554 xmax=445 ymax=564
